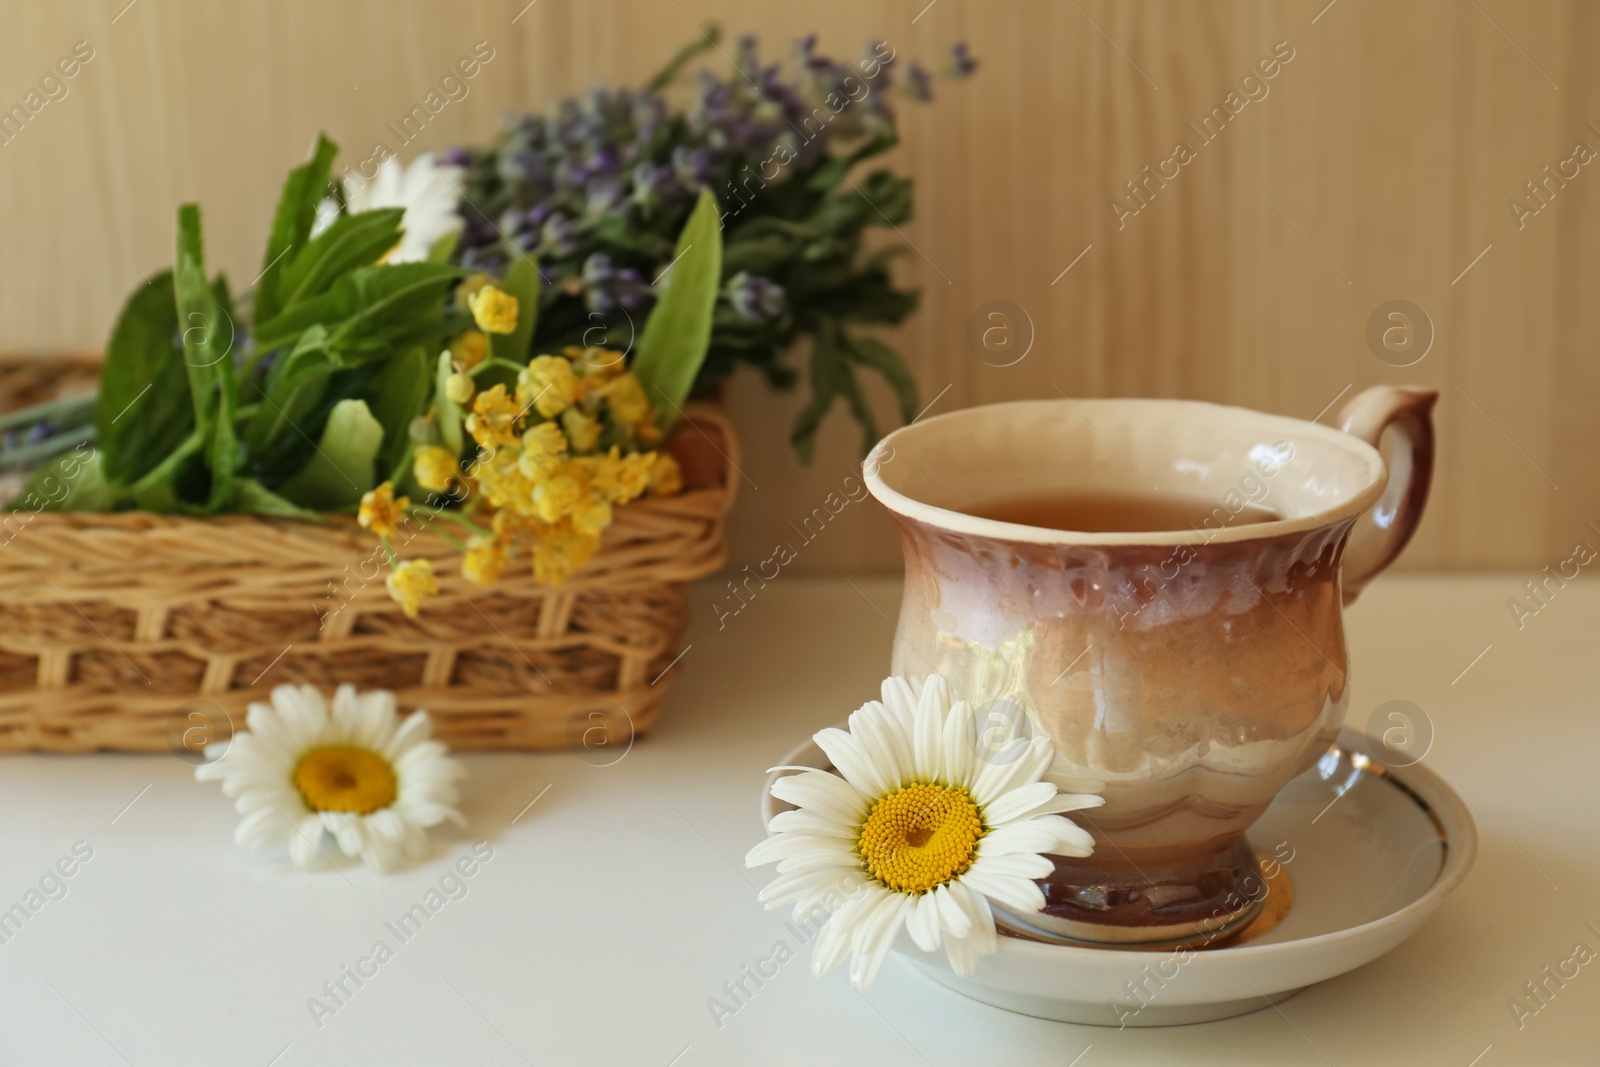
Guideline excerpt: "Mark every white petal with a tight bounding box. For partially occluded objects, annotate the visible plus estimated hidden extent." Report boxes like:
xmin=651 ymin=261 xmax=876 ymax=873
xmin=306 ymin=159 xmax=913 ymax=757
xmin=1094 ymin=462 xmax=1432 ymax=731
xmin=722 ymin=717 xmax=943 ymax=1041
xmin=971 ymin=735 xmax=1054 ymax=806
xmin=982 ymin=781 xmax=1060 ymax=827
xmin=811 ymin=888 xmax=879 ymax=976
xmin=769 ymin=770 xmax=866 ymax=829
xmin=944 ymin=930 xmax=980 ymax=975
xmin=879 ymin=676 xmax=919 ymax=736
xmin=940 ymin=700 xmax=977 ymax=786
xmin=972 ymin=852 xmax=1055 ymax=882
xmin=911 ymin=678 xmax=945 ymax=782
xmin=847 ymin=701 xmax=910 ymax=787
xmin=745 ymin=832 xmax=847 ymax=869
xmin=905 ymin=892 xmax=943 ymax=952
xmin=849 ymin=893 xmax=909 ymax=990
xmin=980 ymin=818 xmax=1072 ymax=858
xmin=1026 ymin=791 xmax=1107 ymax=817
xmin=385 ymin=709 xmax=434 ymax=760
xmin=759 ymin=867 xmax=867 ymax=910
xmin=917 ymin=673 xmax=952 ymax=724
xmin=289 ymin=814 xmax=327 ymax=868
xmin=960 ymin=867 xmax=1047 ymax=915
xmin=949 ymin=880 xmax=998 ymax=958
xmin=806 ymin=729 xmax=889 ymax=801
xmin=931 ymin=883 xmax=972 ymax=939
xmin=765 ymin=809 xmax=858 ymax=839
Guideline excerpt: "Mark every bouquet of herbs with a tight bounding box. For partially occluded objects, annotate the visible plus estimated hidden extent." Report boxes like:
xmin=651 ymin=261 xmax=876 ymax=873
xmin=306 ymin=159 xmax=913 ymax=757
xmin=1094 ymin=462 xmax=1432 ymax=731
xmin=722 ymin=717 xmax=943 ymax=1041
xmin=14 ymin=135 xmax=722 ymax=610
xmin=449 ymin=29 xmax=975 ymax=458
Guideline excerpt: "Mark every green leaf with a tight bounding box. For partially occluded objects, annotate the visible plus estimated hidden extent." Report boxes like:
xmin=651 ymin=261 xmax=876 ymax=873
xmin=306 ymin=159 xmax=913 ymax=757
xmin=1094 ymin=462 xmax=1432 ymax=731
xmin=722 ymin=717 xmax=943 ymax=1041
xmin=12 ymin=443 xmax=117 ymax=512
xmin=253 ymin=262 xmax=462 ymax=353
xmin=276 ymin=398 xmax=384 ymax=510
xmin=631 ymin=188 xmax=722 ymax=428
xmin=790 ymin=321 xmax=845 ymax=463
xmin=427 ymin=229 xmax=460 ymax=264
xmin=255 ymin=134 xmax=338 ymax=324
xmin=232 ymin=478 xmax=326 ymax=520
xmin=805 ymin=120 xmax=898 ymax=192
xmin=92 ymin=271 xmax=194 ymax=485
xmin=243 ymin=325 xmax=336 ymax=456
xmin=435 ymin=350 xmax=464 ymax=455
xmin=834 ymin=360 xmax=878 ymax=457
xmin=276 ymin=207 xmax=405 ymax=311
xmin=843 ymin=332 xmax=919 ymax=424
xmin=174 ymin=204 xmax=239 ymax=509
xmin=329 ymin=262 xmax=464 ymax=348
xmin=364 ymin=345 xmax=432 ymax=476
xmin=488 ymin=253 xmax=541 ymax=366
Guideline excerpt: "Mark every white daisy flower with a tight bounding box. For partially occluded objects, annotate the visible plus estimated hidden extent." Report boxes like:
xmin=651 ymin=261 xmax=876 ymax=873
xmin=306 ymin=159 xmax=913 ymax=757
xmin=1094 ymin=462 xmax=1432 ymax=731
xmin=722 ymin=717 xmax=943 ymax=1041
xmin=196 ymin=684 xmax=466 ymax=873
xmin=746 ymin=675 xmax=1104 ymax=990
xmin=312 ymin=152 xmax=465 ymax=263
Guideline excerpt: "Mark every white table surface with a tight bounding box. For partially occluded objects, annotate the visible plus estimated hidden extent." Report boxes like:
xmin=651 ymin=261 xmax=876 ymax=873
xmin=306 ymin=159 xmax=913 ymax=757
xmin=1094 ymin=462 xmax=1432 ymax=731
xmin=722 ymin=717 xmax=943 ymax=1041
xmin=0 ymin=574 xmax=1594 ymax=1066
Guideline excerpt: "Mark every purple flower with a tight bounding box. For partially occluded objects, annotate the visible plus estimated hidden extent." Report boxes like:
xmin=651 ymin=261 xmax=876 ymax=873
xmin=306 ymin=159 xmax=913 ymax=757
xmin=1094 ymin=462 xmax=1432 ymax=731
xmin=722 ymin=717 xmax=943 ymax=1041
xmin=905 ymin=62 xmax=932 ymax=101
xmin=726 ymin=272 xmax=785 ymax=321
xmin=584 ymin=179 xmax=624 ymax=219
xmin=582 ymin=253 xmax=614 ymax=286
xmin=582 ymin=254 xmax=652 ymax=314
xmin=950 ymin=42 xmax=978 ymax=77
xmin=539 ymin=213 xmax=578 ymax=257
xmin=735 ymin=35 xmax=760 ymax=80
xmin=498 ymin=150 xmax=543 ymax=185
xmin=671 ymin=145 xmax=711 ymax=187
xmin=795 ymin=34 xmax=830 ymax=74
xmin=498 ymin=207 xmax=528 ymax=238
xmin=441 ymin=147 xmax=471 ymax=168
xmin=632 ymin=162 xmax=673 ymax=208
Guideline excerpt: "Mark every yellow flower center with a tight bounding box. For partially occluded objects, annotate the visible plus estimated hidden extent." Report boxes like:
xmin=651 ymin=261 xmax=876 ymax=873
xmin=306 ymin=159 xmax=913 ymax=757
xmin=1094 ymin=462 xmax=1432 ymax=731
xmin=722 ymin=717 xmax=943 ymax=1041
xmin=856 ymin=782 xmax=984 ymax=893
xmin=293 ymin=746 xmax=398 ymax=815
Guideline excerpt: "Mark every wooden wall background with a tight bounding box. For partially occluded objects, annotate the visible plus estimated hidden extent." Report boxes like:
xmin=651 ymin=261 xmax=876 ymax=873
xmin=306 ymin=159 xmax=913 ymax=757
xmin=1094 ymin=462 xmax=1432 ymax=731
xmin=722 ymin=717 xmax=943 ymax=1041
xmin=1 ymin=0 xmax=1594 ymax=573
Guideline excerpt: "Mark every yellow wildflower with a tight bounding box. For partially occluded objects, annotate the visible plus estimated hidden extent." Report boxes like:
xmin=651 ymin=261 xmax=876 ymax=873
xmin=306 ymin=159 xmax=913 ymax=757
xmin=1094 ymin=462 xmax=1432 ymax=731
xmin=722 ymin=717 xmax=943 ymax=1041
xmin=614 ymin=451 xmax=655 ymax=503
xmin=445 ymin=371 xmax=476 ymax=405
xmin=449 ymin=329 xmax=488 ymax=369
xmin=468 ymin=284 xmax=520 ymax=335
xmin=474 ymin=447 xmax=533 ymax=511
xmin=456 ymin=273 xmax=492 ymax=311
xmin=531 ymin=467 xmax=584 ymax=524
xmin=569 ymin=494 xmax=613 ymax=539
xmin=465 ymin=384 xmax=521 ymax=449
xmin=561 ymin=407 xmax=601 ymax=452
xmin=461 ymin=536 xmax=509 ymax=587
xmin=413 ymin=446 xmax=461 ymax=494
xmin=568 ymin=345 xmax=626 ymax=380
xmin=648 ymin=453 xmax=683 ymax=496
xmin=492 ymin=507 xmax=532 ymax=547
xmin=636 ymin=420 xmax=663 ymax=448
xmin=517 ymin=355 xmax=578 ymax=419
xmin=574 ymin=450 xmax=620 ymax=502
xmin=600 ymin=373 xmax=653 ymax=426
xmin=522 ymin=420 xmax=568 ymax=459
xmin=358 ymin=482 xmax=409 ymax=538
xmin=530 ymin=519 xmax=600 ymax=584
xmin=386 ymin=559 xmax=438 ymax=617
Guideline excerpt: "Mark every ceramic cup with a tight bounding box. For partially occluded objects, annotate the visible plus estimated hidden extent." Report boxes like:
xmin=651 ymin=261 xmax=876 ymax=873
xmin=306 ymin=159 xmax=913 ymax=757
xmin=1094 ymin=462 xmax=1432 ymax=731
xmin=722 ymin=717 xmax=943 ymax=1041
xmin=863 ymin=387 xmax=1436 ymax=944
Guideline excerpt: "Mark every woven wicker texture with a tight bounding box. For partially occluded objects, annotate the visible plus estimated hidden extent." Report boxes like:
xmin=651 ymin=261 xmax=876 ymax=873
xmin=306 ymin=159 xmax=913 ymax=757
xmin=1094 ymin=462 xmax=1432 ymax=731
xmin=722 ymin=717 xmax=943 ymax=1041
xmin=0 ymin=356 xmax=735 ymax=752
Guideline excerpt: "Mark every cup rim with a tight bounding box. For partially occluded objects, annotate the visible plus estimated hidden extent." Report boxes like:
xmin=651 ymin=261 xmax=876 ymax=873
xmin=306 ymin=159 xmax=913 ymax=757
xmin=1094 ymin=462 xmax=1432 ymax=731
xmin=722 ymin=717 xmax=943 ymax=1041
xmin=863 ymin=397 xmax=1389 ymax=547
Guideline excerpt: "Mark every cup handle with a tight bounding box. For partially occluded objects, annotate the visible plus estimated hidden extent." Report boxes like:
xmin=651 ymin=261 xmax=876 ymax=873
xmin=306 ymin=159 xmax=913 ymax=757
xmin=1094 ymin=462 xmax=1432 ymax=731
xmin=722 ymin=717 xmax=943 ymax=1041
xmin=1336 ymin=385 xmax=1438 ymax=605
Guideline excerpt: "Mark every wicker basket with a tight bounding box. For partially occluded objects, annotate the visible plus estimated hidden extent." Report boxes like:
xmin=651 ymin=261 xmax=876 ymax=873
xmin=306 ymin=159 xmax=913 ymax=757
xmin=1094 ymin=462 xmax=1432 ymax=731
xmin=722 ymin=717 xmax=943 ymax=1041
xmin=0 ymin=356 xmax=736 ymax=752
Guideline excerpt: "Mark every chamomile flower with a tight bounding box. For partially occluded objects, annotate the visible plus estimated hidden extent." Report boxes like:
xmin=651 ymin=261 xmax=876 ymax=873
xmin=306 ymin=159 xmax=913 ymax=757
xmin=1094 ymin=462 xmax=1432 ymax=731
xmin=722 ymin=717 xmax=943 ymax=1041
xmin=329 ymin=153 xmax=465 ymax=263
xmin=746 ymin=675 xmax=1103 ymax=990
xmin=195 ymin=685 xmax=465 ymax=873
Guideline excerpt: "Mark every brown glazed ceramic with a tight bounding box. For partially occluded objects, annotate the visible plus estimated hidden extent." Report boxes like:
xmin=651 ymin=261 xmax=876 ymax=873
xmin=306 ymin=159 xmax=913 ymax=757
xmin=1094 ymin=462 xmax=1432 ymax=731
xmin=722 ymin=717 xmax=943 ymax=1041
xmin=863 ymin=387 xmax=1436 ymax=944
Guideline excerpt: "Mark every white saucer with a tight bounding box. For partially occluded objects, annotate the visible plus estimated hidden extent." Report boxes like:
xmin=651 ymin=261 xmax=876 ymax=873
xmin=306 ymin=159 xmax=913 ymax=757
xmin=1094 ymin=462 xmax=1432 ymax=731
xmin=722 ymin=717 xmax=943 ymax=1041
xmin=759 ymin=726 xmax=1476 ymax=1027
